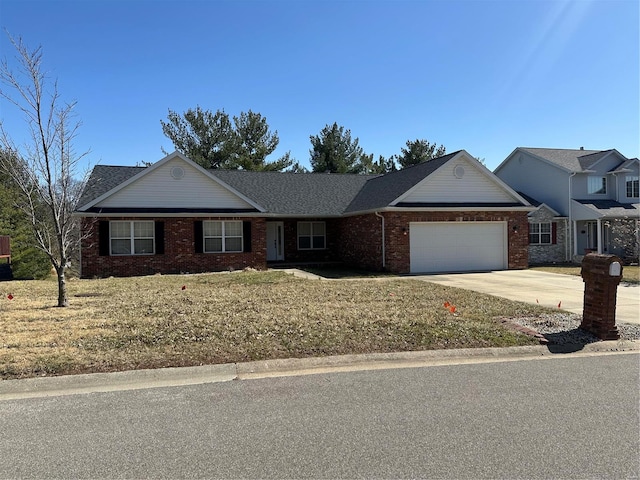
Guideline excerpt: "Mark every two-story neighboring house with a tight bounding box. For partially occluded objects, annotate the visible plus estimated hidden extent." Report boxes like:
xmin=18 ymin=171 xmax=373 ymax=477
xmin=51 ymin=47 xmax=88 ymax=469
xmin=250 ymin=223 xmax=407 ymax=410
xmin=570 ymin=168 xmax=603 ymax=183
xmin=494 ymin=148 xmax=639 ymax=264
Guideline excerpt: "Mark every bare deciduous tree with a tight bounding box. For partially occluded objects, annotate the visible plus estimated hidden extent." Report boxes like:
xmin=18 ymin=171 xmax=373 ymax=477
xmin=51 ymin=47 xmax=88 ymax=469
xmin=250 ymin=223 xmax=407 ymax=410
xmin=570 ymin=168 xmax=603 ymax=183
xmin=0 ymin=34 xmax=88 ymax=306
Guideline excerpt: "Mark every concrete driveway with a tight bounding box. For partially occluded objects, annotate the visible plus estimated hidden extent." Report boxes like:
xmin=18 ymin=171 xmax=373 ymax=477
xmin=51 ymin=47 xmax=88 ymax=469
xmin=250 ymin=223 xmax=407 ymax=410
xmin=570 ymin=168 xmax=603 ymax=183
xmin=415 ymin=270 xmax=640 ymax=325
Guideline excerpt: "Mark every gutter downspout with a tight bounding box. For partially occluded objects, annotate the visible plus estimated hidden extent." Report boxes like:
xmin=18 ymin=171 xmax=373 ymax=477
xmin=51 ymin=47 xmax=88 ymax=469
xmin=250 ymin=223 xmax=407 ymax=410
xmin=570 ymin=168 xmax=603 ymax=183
xmin=374 ymin=211 xmax=385 ymax=269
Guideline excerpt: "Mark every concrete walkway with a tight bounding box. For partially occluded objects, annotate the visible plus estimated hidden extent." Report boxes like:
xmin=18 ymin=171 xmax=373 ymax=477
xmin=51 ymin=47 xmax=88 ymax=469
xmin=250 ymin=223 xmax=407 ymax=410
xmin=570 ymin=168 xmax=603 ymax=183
xmin=414 ymin=270 xmax=640 ymax=325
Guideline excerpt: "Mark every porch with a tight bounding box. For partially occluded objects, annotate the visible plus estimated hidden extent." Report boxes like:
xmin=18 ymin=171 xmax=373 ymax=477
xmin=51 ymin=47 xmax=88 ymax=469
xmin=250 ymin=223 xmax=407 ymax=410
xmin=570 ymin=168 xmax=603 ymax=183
xmin=573 ymin=218 xmax=639 ymax=262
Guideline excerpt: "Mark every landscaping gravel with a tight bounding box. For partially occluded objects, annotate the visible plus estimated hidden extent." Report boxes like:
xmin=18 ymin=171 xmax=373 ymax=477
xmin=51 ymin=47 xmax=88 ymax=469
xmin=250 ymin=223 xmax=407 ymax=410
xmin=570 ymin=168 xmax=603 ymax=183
xmin=511 ymin=313 xmax=640 ymax=345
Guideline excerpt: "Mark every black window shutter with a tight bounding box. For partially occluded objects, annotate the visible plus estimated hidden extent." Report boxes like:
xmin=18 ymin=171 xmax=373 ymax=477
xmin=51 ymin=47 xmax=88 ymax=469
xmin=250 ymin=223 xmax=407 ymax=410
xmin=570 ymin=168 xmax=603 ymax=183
xmin=155 ymin=221 xmax=165 ymax=254
xmin=551 ymin=222 xmax=557 ymax=245
xmin=99 ymin=221 xmax=110 ymax=256
xmin=243 ymin=221 xmax=252 ymax=253
xmin=194 ymin=221 xmax=203 ymax=253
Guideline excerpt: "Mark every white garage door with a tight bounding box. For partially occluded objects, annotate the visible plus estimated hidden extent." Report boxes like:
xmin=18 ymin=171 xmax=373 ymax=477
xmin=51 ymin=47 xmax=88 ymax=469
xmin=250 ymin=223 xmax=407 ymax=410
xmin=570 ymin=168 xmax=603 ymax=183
xmin=410 ymin=222 xmax=507 ymax=273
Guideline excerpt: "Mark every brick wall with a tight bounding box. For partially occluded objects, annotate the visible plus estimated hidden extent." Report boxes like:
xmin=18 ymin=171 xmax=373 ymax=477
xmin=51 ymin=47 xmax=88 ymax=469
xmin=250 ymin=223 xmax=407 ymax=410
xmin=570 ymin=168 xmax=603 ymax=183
xmin=338 ymin=211 xmax=529 ymax=274
xmin=337 ymin=214 xmax=384 ymax=271
xmin=81 ymin=217 xmax=267 ymax=278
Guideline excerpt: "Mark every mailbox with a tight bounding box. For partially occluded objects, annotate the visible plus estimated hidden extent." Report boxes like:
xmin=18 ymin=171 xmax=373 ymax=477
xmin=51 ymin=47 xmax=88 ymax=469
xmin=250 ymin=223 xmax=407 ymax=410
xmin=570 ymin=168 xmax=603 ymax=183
xmin=580 ymin=253 xmax=623 ymax=340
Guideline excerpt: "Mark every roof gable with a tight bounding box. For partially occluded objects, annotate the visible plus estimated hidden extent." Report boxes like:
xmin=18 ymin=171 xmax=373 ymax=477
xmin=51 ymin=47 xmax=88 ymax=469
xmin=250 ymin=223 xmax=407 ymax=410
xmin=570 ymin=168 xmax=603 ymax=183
xmin=345 ymin=152 xmax=460 ymax=212
xmin=77 ymin=152 xmax=263 ymax=212
xmin=392 ymin=151 xmax=525 ymax=205
xmin=495 ymin=148 xmax=633 ymax=175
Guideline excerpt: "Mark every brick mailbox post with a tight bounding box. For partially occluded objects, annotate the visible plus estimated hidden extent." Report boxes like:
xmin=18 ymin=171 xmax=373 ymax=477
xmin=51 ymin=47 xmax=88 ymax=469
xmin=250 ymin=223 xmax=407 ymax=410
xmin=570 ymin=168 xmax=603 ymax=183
xmin=580 ymin=253 xmax=623 ymax=340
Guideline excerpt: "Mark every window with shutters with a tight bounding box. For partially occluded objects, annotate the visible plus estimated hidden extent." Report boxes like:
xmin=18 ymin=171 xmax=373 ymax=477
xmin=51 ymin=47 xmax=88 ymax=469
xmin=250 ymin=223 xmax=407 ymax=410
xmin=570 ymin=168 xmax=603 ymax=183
xmin=110 ymin=221 xmax=155 ymax=255
xmin=529 ymin=222 xmax=552 ymax=245
xmin=203 ymin=221 xmax=243 ymax=253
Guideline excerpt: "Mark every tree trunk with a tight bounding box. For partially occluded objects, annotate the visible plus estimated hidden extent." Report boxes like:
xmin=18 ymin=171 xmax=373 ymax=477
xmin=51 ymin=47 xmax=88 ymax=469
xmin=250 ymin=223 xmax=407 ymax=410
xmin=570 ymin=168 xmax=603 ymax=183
xmin=56 ymin=266 xmax=68 ymax=307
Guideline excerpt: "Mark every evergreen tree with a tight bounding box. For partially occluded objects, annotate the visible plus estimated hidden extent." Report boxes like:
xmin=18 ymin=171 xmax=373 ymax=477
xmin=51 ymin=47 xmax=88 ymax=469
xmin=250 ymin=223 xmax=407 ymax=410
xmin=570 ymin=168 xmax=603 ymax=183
xmin=161 ymin=107 xmax=235 ymax=169
xmin=0 ymin=164 xmax=51 ymax=279
xmin=161 ymin=107 xmax=293 ymax=171
xmin=309 ymin=123 xmax=370 ymax=174
xmin=230 ymin=110 xmax=292 ymax=171
xmin=397 ymin=139 xmax=446 ymax=168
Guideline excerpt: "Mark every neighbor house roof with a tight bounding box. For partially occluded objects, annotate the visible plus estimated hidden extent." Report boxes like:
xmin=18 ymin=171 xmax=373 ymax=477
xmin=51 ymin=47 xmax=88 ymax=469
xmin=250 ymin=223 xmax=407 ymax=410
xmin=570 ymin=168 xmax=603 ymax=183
xmin=574 ymin=199 xmax=640 ymax=217
xmin=519 ymin=148 xmax=602 ymax=171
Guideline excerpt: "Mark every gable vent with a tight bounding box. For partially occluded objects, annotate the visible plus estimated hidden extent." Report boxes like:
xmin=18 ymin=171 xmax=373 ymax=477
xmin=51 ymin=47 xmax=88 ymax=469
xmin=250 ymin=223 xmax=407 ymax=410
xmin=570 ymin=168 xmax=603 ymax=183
xmin=170 ymin=166 xmax=185 ymax=179
xmin=453 ymin=165 xmax=465 ymax=179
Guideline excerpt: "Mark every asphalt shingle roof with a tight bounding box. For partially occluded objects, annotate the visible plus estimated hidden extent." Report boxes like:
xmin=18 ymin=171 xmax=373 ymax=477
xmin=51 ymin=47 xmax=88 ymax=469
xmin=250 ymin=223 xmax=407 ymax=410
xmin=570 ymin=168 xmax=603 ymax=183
xmin=78 ymin=150 xmax=526 ymax=216
xmin=520 ymin=147 xmax=603 ymax=171
xmin=77 ymin=165 xmax=145 ymax=208
xmin=345 ymin=152 xmax=460 ymax=212
xmin=77 ymin=164 xmax=375 ymax=216
xmin=575 ymin=199 xmax=640 ymax=217
xmin=212 ymin=170 xmax=374 ymax=216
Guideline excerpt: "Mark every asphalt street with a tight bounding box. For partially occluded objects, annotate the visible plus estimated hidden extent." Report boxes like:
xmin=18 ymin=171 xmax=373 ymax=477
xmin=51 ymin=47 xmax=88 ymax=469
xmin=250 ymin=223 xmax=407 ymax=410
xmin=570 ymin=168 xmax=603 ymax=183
xmin=1 ymin=353 xmax=638 ymax=479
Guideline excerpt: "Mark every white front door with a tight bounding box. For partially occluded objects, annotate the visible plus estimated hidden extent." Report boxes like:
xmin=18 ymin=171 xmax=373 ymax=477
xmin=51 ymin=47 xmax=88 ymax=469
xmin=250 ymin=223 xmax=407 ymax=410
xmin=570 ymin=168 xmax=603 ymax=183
xmin=266 ymin=222 xmax=284 ymax=261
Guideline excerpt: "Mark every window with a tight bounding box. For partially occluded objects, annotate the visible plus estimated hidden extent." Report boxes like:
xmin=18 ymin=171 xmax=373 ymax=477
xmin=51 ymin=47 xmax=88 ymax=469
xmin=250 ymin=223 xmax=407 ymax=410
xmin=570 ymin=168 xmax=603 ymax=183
xmin=110 ymin=221 xmax=155 ymax=255
xmin=588 ymin=176 xmax=607 ymax=195
xmin=626 ymin=175 xmax=639 ymax=198
xmin=529 ymin=222 xmax=551 ymax=245
xmin=203 ymin=221 xmax=243 ymax=253
xmin=298 ymin=221 xmax=326 ymax=250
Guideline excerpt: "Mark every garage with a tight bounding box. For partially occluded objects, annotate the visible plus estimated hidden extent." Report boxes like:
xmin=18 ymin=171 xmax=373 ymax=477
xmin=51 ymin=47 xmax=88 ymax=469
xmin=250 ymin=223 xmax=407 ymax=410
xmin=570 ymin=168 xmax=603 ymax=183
xmin=409 ymin=222 xmax=507 ymax=273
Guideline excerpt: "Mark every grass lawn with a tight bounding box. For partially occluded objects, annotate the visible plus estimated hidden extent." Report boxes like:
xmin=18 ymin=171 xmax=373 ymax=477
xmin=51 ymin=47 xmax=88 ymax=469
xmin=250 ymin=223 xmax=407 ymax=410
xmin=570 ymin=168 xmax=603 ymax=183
xmin=531 ymin=264 xmax=639 ymax=284
xmin=0 ymin=270 xmax=556 ymax=380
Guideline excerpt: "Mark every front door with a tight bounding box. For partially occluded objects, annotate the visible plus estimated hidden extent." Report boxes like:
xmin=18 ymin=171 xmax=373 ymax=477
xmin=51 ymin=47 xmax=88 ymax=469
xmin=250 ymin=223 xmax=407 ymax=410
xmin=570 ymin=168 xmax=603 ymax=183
xmin=266 ymin=222 xmax=284 ymax=261
xmin=586 ymin=221 xmax=598 ymax=250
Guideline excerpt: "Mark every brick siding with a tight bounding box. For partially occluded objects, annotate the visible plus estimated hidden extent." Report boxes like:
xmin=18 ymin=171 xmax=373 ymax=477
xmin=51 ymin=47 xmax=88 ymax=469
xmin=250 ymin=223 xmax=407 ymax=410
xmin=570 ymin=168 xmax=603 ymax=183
xmin=81 ymin=211 xmax=530 ymax=277
xmin=338 ymin=211 xmax=529 ymax=273
xmin=81 ymin=217 xmax=266 ymax=278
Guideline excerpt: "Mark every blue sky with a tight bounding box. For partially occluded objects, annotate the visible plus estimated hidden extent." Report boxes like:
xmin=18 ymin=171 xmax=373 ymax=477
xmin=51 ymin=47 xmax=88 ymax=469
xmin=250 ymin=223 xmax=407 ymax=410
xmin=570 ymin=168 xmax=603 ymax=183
xmin=1 ymin=0 xmax=638 ymax=172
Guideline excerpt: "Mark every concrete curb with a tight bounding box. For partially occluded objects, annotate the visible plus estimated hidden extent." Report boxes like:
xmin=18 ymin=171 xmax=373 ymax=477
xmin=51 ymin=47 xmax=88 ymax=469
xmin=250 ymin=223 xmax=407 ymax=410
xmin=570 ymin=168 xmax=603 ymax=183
xmin=1 ymin=341 xmax=638 ymax=400
xmin=0 ymin=363 xmax=237 ymax=400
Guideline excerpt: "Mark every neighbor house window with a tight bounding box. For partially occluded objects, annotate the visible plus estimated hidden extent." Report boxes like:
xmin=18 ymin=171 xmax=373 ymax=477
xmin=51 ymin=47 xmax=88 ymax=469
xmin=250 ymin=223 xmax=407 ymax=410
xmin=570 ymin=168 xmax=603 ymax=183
xmin=588 ymin=176 xmax=607 ymax=195
xmin=298 ymin=221 xmax=326 ymax=250
xmin=529 ymin=222 xmax=552 ymax=245
xmin=626 ymin=175 xmax=639 ymax=198
xmin=203 ymin=220 xmax=243 ymax=253
xmin=110 ymin=221 xmax=155 ymax=255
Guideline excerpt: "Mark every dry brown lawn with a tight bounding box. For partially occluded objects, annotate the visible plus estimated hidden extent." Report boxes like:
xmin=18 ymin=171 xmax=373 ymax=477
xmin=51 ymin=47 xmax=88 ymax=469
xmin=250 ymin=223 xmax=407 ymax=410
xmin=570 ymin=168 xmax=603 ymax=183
xmin=0 ymin=270 xmax=554 ymax=380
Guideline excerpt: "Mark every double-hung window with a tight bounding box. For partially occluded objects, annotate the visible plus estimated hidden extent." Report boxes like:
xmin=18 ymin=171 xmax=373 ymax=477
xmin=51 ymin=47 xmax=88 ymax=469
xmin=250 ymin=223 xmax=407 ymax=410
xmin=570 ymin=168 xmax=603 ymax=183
xmin=298 ymin=221 xmax=326 ymax=250
xmin=203 ymin=220 xmax=243 ymax=253
xmin=587 ymin=176 xmax=607 ymax=195
xmin=529 ymin=222 xmax=552 ymax=245
xmin=626 ymin=175 xmax=639 ymax=198
xmin=110 ymin=221 xmax=155 ymax=255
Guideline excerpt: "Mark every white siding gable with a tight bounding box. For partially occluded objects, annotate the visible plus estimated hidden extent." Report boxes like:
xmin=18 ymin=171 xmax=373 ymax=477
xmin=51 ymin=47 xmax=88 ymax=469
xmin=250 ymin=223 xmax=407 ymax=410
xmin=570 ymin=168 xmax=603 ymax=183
xmin=97 ymin=157 xmax=255 ymax=209
xmin=396 ymin=154 xmax=519 ymax=204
